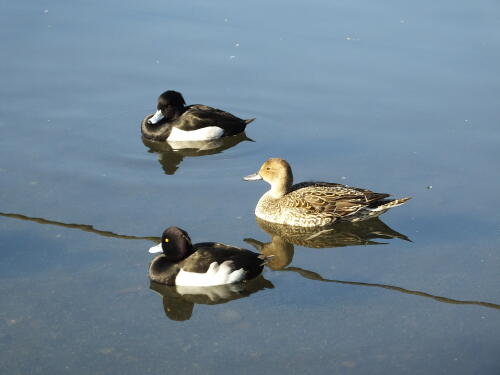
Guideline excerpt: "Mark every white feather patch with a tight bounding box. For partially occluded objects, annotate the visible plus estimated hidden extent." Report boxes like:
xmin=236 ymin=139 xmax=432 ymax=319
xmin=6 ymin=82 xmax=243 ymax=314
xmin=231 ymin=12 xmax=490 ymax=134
xmin=175 ymin=261 xmax=246 ymax=286
xmin=167 ymin=126 xmax=224 ymax=141
xmin=148 ymin=243 xmax=163 ymax=254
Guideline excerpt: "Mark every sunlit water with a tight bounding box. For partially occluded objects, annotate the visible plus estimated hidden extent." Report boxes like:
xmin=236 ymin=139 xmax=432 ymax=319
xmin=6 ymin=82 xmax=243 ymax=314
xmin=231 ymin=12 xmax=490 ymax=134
xmin=1 ymin=0 xmax=500 ymax=374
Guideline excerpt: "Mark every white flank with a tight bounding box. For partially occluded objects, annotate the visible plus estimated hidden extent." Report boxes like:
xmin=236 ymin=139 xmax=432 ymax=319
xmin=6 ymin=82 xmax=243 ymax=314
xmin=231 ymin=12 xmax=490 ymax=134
xmin=175 ymin=261 xmax=246 ymax=286
xmin=167 ymin=126 xmax=224 ymax=141
xmin=148 ymin=243 xmax=163 ymax=254
xmin=148 ymin=110 xmax=164 ymax=124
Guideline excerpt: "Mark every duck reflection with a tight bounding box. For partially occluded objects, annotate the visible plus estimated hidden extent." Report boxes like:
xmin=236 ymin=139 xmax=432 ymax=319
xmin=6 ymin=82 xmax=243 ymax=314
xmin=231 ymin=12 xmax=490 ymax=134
xmin=142 ymin=132 xmax=252 ymax=175
xmin=245 ymin=217 xmax=410 ymax=270
xmin=149 ymin=275 xmax=273 ymax=321
xmin=3 ymin=211 xmax=498 ymax=311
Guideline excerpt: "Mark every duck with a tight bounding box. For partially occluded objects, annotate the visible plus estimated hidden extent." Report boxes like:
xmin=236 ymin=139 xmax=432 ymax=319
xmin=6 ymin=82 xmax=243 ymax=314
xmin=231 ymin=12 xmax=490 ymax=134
xmin=243 ymin=158 xmax=411 ymax=227
xmin=148 ymin=226 xmax=268 ymax=286
xmin=141 ymin=90 xmax=255 ymax=141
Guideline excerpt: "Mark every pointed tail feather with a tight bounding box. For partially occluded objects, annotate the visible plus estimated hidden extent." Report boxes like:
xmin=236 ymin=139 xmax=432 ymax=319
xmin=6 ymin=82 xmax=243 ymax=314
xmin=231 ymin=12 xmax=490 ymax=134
xmin=372 ymin=197 xmax=412 ymax=212
xmin=387 ymin=197 xmax=412 ymax=208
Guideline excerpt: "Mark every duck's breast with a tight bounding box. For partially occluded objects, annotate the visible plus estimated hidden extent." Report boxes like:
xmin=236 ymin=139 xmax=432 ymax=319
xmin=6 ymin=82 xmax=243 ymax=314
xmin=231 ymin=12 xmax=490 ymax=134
xmin=149 ymin=256 xmax=180 ymax=285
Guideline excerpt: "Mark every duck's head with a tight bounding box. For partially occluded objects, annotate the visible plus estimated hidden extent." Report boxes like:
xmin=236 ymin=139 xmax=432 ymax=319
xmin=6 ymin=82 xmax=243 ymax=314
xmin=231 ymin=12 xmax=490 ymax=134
xmin=148 ymin=226 xmax=193 ymax=261
xmin=148 ymin=90 xmax=186 ymax=125
xmin=244 ymin=158 xmax=293 ymax=197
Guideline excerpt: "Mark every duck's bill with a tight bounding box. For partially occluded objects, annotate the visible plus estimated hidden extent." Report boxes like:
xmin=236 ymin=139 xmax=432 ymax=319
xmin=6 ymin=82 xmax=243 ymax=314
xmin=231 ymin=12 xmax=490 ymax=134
xmin=148 ymin=243 xmax=163 ymax=254
xmin=243 ymin=173 xmax=262 ymax=181
xmin=148 ymin=110 xmax=164 ymax=124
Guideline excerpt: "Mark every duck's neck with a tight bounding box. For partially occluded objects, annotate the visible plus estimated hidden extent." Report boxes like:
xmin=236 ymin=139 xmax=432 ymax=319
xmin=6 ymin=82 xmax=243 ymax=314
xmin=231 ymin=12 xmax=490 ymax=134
xmin=165 ymin=105 xmax=185 ymax=122
xmin=269 ymin=174 xmax=293 ymax=198
xmin=164 ymin=241 xmax=194 ymax=262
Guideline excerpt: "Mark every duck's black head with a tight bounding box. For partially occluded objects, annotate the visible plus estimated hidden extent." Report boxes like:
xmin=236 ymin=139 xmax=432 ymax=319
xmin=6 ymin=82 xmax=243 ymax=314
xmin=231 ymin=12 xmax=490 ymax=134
xmin=160 ymin=226 xmax=194 ymax=261
xmin=157 ymin=90 xmax=186 ymax=121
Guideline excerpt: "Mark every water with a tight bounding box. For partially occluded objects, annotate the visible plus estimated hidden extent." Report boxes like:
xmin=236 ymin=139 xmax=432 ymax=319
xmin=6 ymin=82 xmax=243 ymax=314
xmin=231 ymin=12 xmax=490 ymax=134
xmin=1 ymin=0 xmax=500 ymax=374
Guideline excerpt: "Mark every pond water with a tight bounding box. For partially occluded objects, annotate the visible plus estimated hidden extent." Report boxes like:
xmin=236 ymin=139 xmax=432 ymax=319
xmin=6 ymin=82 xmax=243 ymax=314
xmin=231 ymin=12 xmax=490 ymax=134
xmin=1 ymin=0 xmax=500 ymax=374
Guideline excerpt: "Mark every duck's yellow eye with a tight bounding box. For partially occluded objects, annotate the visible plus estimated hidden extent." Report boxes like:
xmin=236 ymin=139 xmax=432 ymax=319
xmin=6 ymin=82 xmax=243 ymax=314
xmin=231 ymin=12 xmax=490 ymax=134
xmin=164 ymin=238 xmax=169 ymax=243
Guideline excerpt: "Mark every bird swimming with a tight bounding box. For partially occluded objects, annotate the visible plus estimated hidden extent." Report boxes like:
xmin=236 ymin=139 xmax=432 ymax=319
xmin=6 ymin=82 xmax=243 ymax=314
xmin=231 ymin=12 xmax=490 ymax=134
xmin=148 ymin=226 xmax=268 ymax=286
xmin=141 ymin=90 xmax=255 ymax=141
xmin=244 ymin=158 xmax=411 ymax=227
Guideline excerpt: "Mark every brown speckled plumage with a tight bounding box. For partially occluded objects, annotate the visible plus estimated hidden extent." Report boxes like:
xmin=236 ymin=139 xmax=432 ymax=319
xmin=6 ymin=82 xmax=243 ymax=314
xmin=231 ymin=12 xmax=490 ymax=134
xmin=244 ymin=158 xmax=411 ymax=227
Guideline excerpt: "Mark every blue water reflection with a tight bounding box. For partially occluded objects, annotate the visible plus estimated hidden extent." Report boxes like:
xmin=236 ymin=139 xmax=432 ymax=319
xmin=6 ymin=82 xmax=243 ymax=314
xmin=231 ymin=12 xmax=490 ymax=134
xmin=1 ymin=0 xmax=500 ymax=374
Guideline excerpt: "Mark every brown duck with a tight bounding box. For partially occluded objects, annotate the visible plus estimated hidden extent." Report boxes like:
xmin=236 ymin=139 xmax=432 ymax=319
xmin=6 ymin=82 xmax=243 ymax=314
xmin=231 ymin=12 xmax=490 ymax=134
xmin=244 ymin=158 xmax=411 ymax=227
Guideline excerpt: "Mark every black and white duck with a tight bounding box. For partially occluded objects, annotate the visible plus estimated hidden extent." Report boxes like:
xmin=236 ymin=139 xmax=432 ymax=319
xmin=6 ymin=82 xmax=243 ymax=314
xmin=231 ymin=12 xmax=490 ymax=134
xmin=148 ymin=227 xmax=268 ymax=286
xmin=141 ymin=90 xmax=255 ymax=141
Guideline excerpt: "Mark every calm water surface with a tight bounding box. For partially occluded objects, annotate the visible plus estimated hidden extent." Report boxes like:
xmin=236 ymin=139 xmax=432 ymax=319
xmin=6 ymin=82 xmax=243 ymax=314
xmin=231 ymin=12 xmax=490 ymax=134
xmin=1 ymin=0 xmax=500 ymax=374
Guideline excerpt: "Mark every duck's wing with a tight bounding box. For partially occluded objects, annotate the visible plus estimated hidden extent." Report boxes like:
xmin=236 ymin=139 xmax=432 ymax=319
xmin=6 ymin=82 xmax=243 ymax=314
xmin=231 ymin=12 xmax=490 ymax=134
xmin=177 ymin=105 xmax=246 ymax=131
xmin=181 ymin=246 xmax=264 ymax=281
xmin=286 ymin=183 xmax=390 ymax=218
xmin=182 ymin=246 xmax=258 ymax=271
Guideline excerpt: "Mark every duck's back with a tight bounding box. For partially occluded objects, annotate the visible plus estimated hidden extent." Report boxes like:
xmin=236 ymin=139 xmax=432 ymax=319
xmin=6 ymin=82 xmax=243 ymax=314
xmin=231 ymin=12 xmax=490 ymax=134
xmin=256 ymin=182 xmax=391 ymax=227
xmin=289 ymin=182 xmax=389 ymax=206
xmin=181 ymin=243 xmax=264 ymax=280
xmin=175 ymin=105 xmax=253 ymax=135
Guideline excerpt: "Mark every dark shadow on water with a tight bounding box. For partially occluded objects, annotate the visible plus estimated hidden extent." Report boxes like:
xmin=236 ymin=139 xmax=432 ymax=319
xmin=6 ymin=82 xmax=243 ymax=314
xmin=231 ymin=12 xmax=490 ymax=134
xmin=142 ymin=132 xmax=253 ymax=175
xmin=0 ymin=212 xmax=159 ymax=242
xmin=150 ymin=276 xmax=274 ymax=321
xmin=283 ymin=266 xmax=500 ymax=310
xmin=2 ymin=211 xmax=499 ymax=311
